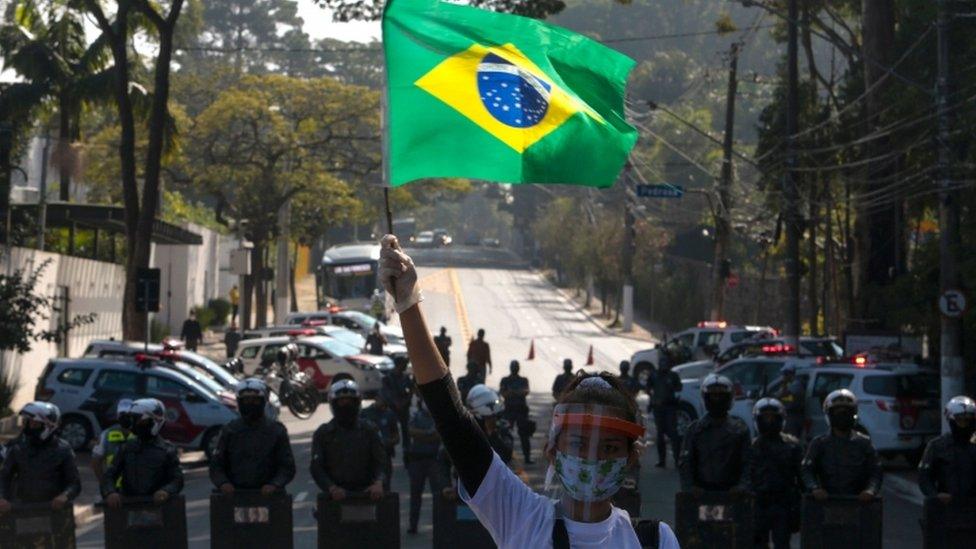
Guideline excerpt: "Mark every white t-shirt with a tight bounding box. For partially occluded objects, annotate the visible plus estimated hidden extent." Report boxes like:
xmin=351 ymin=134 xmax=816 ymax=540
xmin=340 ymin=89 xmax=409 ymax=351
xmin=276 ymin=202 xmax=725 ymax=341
xmin=460 ymin=452 xmax=680 ymax=549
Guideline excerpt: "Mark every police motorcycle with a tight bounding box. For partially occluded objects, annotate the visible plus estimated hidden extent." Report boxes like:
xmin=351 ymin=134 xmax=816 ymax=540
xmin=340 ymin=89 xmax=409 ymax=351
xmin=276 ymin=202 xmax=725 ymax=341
xmin=259 ymin=344 xmax=318 ymax=419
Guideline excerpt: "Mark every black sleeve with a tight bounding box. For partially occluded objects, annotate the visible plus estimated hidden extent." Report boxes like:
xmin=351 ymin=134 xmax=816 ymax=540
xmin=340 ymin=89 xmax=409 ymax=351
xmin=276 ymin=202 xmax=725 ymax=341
xmin=59 ymin=447 xmax=82 ymax=500
xmin=801 ymin=439 xmax=822 ymax=492
xmin=310 ymin=428 xmax=334 ymax=491
xmin=271 ymin=425 xmax=296 ymax=488
xmin=917 ymin=439 xmax=939 ymax=497
xmin=208 ymin=427 xmax=231 ymax=489
xmin=0 ymin=446 xmax=15 ymax=500
xmin=100 ymin=445 xmax=124 ymax=497
xmin=160 ymin=447 xmax=184 ymax=495
xmin=417 ymin=374 xmax=493 ymax=496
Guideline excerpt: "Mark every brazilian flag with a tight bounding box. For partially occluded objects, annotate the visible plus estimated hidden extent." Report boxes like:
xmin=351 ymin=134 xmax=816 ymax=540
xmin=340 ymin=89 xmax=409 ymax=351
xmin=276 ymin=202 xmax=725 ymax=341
xmin=382 ymin=0 xmax=638 ymax=187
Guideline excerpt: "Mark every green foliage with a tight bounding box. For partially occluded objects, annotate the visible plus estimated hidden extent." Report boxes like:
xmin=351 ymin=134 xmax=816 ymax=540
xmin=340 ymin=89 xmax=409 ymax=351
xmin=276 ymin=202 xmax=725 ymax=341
xmin=0 ymin=367 xmax=20 ymax=418
xmin=315 ymin=0 xmax=566 ymax=21
xmin=0 ymin=258 xmax=96 ymax=353
xmin=194 ymin=305 xmax=216 ymax=330
xmin=206 ymin=298 xmax=231 ymax=327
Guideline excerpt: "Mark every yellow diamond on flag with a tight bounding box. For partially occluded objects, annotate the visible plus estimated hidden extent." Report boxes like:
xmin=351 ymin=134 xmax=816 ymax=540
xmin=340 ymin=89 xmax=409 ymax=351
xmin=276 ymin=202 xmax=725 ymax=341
xmin=414 ymin=43 xmax=605 ymax=153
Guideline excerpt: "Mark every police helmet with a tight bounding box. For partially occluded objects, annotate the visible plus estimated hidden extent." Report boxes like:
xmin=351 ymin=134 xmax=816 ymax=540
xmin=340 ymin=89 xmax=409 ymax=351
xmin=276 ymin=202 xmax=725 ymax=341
xmin=466 ymin=384 xmax=504 ymax=419
xmin=752 ymin=397 xmax=786 ymax=419
xmin=328 ymin=379 xmax=361 ymax=401
xmin=129 ymin=398 xmax=167 ymax=436
xmin=700 ymin=374 xmax=734 ymax=395
xmin=116 ymin=398 xmax=134 ymax=416
xmin=822 ymin=388 xmax=857 ymax=414
xmin=945 ymin=395 xmax=976 ymax=423
xmin=236 ymin=378 xmax=269 ymax=400
xmin=19 ymin=401 xmax=61 ymax=441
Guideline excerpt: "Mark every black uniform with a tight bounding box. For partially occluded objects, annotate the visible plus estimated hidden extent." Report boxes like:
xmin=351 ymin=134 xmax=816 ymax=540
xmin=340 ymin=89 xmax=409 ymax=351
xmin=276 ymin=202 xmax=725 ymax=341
xmin=310 ymin=420 xmax=386 ymax=493
xmin=209 ymin=416 xmax=296 ymax=490
xmin=0 ymin=436 xmax=81 ymax=503
xmin=801 ymin=431 xmax=882 ymax=495
xmin=649 ymin=367 xmax=683 ymax=466
xmin=360 ymin=404 xmax=400 ymax=491
xmin=500 ymin=373 xmax=533 ymax=463
xmin=743 ymin=433 xmax=804 ymax=549
xmin=551 ymin=372 xmax=574 ymax=400
xmin=456 ymin=373 xmax=481 ymax=404
xmin=678 ymin=415 xmax=751 ymax=491
xmin=101 ymin=437 xmax=184 ymax=497
xmin=918 ymin=433 xmax=976 ymax=497
xmin=381 ymin=370 xmax=413 ymax=452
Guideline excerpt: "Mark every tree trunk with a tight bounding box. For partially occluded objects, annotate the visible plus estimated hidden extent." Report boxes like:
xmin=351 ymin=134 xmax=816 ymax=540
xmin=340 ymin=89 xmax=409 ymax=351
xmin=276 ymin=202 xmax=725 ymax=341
xmin=58 ymin=94 xmax=71 ymax=202
xmin=252 ymin=242 xmax=268 ymax=328
xmin=807 ymin=181 xmax=820 ymax=335
xmin=290 ymin=241 xmax=299 ymax=312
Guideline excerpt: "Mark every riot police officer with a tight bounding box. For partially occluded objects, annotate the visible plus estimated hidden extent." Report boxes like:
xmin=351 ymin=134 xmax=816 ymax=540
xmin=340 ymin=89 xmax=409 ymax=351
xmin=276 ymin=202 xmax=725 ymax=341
xmin=310 ymin=380 xmax=386 ymax=501
xmin=743 ymin=398 xmax=803 ymax=549
xmin=102 ymin=398 xmax=184 ymax=508
xmin=457 ymin=361 xmax=482 ymax=404
xmin=466 ymin=384 xmax=517 ymax=468
xmin=801 ymin=389 xmax=882 ymax=503
xmin=777 ymin=363 xmax=806 ymax=439
xmin=360 ymin=392 xmax=400 ymax=491
xmin=650 ymin=355 xmax=683 ymax=468
xmin=210 ymin=379 xmax=295 ymax=495
xmin=500 ymin=360 xmax=534 ymax=464
xmin=918 ymin=395 xmax=976 ymax=502
xmin=551 ymin=359 xmax=575 ymax=399
xmin=679 ymin=374 xmax=750 ymax=492
xmin=92 ymin=399 xmax=135 ymax=482
xmin=0 ymin=402 xmax=81 ymax=515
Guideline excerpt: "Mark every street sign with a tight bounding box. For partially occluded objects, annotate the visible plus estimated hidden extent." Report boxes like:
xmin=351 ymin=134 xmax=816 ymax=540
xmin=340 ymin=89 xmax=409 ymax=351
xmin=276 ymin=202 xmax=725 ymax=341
xmin=636 ymin=184 xmax=684 ymax=198
xmin=136 ymin=268 xmax=161 ymax=313
xmin=939 ymin=289 xmax=968 ymax=319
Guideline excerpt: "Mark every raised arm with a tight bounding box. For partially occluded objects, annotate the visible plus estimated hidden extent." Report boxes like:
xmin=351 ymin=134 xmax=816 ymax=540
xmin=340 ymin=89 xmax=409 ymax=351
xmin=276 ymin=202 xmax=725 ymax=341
xmin=380 ymin=236 xmax=493 ymax=495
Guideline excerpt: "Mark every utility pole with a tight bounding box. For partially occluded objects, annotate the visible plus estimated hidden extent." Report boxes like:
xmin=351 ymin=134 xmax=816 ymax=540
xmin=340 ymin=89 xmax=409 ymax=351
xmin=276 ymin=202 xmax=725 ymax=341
xmin=711 ymin=42 xmax=740 ymax=322
xmin=621 ymin=162 xmax=635 ymax=332
xmin=274 ymin=199 xmax=291 ymax=325
xmin=936 ymin=0 xmax=963 ymax=431
xmin=783 ymin=0 xmax=802 ymax=347
xmin=1 ymin=122 xmax=13 ymax=259
xmin=37 ymin=134 xmax=51 ymax=251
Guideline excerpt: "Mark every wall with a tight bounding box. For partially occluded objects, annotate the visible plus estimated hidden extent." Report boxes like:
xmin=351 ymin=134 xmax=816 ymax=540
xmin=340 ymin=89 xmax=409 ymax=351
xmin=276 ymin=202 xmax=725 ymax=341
xmin=152 ymin=223 xmax=222 ymax=335
xmin=0 ymin=247 xmax=125 ymax=412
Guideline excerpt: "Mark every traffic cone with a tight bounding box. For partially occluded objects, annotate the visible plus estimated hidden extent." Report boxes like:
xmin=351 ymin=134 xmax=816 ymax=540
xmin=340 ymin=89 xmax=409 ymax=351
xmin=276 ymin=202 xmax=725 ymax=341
xmin=527 ymin=340 xmax=535 ymax=361
xmin=585 ymin=345 xmax=594 ymax=366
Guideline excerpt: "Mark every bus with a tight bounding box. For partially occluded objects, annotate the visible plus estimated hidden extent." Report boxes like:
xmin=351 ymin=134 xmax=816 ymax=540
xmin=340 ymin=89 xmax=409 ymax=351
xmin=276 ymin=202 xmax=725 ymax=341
xmin=316 ymin=243 xmax=392 ymax=317
xmin=392 ymin=217 xmax=417 ymax=243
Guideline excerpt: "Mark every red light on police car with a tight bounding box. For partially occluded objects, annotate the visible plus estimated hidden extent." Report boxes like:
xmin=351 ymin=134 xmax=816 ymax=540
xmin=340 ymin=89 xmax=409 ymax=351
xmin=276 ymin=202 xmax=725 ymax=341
xmin=853 ymin=356 xmax=868 ymax=367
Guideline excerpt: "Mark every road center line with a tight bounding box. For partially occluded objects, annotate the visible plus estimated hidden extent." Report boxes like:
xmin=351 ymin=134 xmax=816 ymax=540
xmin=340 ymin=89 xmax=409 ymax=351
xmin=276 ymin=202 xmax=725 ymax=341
xmin=449 ymin=268 xmax=473 ymax=349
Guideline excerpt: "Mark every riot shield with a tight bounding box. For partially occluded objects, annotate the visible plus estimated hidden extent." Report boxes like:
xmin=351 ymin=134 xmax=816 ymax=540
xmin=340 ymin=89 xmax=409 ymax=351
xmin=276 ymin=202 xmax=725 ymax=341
xmin=0 ymin=502 xmax=76 ymax=549
xmin=316 ymin=492 xmax=400 ymax=549
xmin=103 ymin=494 xmax=188 ymax=549
xmin=800 ymin=495 xmax=882 ymax=549
xmin=674 ymin=491 xmax=754 ymax=548
xmin=431 ymin=490 xmax=495 ymax=549
xmin=921 ymin=497 xmax=976 ymax=549
xmin=210 ymin=490 xmax=293 ymax=549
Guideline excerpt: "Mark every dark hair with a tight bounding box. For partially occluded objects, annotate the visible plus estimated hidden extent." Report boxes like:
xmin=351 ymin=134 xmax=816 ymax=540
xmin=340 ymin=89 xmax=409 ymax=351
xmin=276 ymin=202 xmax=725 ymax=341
xmin=556 ymin=371 xmax=639 ymax=423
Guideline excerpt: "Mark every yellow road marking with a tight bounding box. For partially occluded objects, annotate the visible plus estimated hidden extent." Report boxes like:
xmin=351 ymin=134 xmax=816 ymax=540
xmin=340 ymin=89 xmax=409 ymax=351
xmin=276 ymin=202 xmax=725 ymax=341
xmin=449 ymin=269 xmax=473 ymax=351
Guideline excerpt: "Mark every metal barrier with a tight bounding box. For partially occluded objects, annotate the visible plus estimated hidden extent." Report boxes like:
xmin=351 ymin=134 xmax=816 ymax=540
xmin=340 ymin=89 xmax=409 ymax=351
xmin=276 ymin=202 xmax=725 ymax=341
xmin=316 ymin=492 xmax=400 ymax=549
xmin=210 ymin=490 xmax=293 ymax=549
xmin=800 ymin=495 xmax=882 ymax=549
xmin=103 ymin=494 xmax=188 ymax=549
xmin=0 ymin=502 xmax=76 ymax=549
xmin=432 ymin=491 xmax=495 ymax=549
xmin=674 ymin=491 xmax=754 ymax=549
xmin=921 ymin=497 xmax=976 ymax=549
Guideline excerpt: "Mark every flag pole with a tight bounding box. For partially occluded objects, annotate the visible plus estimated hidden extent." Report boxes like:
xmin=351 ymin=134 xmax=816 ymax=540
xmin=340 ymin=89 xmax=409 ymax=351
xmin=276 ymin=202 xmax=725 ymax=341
xmin=384 ymin=187 xmax=394 ymax=235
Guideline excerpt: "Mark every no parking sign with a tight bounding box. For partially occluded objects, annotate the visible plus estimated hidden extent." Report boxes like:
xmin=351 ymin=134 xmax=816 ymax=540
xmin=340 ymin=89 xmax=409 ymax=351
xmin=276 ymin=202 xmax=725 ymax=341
xmin=939 ymin=289 xmax=968 ymax=319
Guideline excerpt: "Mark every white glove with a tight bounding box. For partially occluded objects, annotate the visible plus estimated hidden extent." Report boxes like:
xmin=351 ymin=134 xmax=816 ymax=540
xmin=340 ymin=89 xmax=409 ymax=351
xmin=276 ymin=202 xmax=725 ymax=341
xmin=379 ymin=235 xmax=423 ymax=314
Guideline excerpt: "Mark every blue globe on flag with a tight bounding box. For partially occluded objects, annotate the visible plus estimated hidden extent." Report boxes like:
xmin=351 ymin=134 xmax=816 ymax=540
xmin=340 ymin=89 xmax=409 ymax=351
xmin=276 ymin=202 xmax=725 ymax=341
xmin=477 ymin=53 xmax=551 ymax=128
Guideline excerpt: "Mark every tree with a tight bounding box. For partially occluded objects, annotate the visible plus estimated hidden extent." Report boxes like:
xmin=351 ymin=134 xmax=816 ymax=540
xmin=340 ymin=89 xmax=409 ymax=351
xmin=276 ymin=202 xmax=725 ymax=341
xmin=186 ymin=74 xmax=378 ymax=326
xmin=0 ymin=0 xmax=114 ymax=201
xmin=314 ymin=0 xmax=566 ymax=21
xmin=81 ymin=0 xmax=187 ymax=340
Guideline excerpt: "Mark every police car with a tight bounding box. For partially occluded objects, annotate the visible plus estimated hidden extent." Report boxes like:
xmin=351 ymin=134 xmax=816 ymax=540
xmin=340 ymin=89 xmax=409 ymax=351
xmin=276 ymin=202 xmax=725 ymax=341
xmin=34 ymin=357 xmax=239 ymax=458
xmin=282 ymin=310 xmax=405 ymax=345
xmin=243 ymin=324 xmax=408 ymax=365
xmin=671 ymin=337 xmax=845 ymax=380
xmin=235 ymin=335 xmax=386 ymax=397
xmin=765 ymin=359 xmax=940 ymax=462
xmin=630 ymin=322 xmax=776 ymax=385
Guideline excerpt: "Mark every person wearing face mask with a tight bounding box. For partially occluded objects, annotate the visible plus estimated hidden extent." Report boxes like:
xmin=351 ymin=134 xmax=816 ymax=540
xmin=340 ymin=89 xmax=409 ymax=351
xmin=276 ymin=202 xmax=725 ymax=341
xmin=310 ymin=380 xmax=386 ymax=501
xmin=0 ymin=402 xmax=81 ymax=516
xmin=918 ymin=395 xmax=976 ymax=503
xmin=743 ymin=398 xmax=803 ymax=549
xmin=500 ymin=360 xmax=535 ymax=465
xmin=679 ymin=374 xmax=751 ymax=493
xmin=101 ymin=398 xmax=183 ymax=508
xmin=378 ymin=235 xmax=679 ymax=549
xmin=209 ymin=379 xmax=295 ymax=496
xmin=92 ymin=399 xmax=136 ymax=482
xmin=801 ymin=389 xmax=882 ymax=503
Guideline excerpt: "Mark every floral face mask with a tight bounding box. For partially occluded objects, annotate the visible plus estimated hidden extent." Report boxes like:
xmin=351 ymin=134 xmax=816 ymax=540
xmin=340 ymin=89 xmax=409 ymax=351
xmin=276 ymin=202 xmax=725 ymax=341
xmin=552 ymin=450 xmax=629 ymax=503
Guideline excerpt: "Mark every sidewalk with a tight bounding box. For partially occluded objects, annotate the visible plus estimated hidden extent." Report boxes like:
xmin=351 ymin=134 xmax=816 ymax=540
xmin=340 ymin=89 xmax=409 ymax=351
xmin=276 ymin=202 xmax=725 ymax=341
xmin=549 ymin=281 xmax=663 ymax=345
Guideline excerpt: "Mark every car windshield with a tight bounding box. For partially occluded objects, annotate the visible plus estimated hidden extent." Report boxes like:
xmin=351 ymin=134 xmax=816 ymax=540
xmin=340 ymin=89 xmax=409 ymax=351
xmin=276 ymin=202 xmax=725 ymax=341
xmin=863 ymin=373 xmax=939 ymax=398
xmin=801 ymin=340 xmax=845 ymax=358
xmin=312 ymin=338 xmax=362 ymax=358
xmin=324 ymin=327 xmax=366 ymax=347
xmin=170 ymin=363 xmax=224 ymax=394
xmin=342 ymin=311 xmax=379 ymax=330
xmin=180 ymin=351 xmax=237 ymax=386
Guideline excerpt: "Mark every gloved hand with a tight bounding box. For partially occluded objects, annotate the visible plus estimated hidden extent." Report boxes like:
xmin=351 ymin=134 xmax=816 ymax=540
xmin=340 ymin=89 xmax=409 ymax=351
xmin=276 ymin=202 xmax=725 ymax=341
xmin=379 ymin=235 xmax=423 ymax=314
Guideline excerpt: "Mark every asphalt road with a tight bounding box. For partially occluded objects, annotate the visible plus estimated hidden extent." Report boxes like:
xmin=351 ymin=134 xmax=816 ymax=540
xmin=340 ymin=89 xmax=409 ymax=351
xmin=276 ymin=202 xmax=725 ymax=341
xmin=74 ymin=245 xmax=927 ymax=547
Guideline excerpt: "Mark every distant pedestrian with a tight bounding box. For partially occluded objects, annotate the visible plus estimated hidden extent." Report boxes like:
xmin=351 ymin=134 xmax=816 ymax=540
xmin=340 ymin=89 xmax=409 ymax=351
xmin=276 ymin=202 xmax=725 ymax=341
xmin=651 ymin=355 xmax=684 ymax=468
xmin=229 ymin=285 xmax=240 ymax=325
xmin=618 ymin=360 xmax=641 ymax=398
xmin=181 ymin=311 xmax=203 ymax=352
xmin=457 ymin=362 xmax=482 ymax=403
xmin=500 ymin=360 xmax=535 ymax=465
xmin=224 ymin=325 xmax=242 ymax=359
xmin=466 ymin=329 xmax=492 ymax=377
xmin=551 ymin=358 xmax=575 ymax=400
xmin=433 ymin=327 xmax=452 ymax=367
xmin=365 ymin=323 xmax=387 ymax=356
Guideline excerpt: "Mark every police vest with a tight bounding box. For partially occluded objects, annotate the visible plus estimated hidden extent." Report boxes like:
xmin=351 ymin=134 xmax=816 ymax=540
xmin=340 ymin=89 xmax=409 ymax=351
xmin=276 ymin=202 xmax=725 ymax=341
xmin=103 ymin=428 xmax=135 ymax=467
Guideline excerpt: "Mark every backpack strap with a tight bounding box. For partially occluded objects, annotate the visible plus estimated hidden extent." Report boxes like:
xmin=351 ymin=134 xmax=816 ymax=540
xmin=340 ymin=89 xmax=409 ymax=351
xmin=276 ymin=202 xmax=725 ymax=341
xmin=551 ymin=502 xmax=570 ymax=549
xmin=633 ymin=519 xmax=661 ymax=548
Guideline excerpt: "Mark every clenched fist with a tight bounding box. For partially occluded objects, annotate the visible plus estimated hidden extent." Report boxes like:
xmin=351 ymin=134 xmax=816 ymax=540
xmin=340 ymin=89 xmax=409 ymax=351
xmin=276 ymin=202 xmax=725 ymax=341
xmin=379 ymin=235 xmax=423 ymax=314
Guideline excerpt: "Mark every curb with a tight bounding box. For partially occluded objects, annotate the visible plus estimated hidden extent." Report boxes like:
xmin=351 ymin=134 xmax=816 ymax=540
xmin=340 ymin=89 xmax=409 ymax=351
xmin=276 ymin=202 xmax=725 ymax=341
xmin=547 ymin=282 xmax=653 ymax=344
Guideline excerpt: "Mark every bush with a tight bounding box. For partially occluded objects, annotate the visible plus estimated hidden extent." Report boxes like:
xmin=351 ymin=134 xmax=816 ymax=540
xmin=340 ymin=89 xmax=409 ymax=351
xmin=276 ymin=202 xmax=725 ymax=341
xmin=0 ymin=367 xmax=21 ymax=418
xmin=195 ymin=306 xmax=216 ymax=330
xmin=207 ymin=298 xmax=231 ymax=327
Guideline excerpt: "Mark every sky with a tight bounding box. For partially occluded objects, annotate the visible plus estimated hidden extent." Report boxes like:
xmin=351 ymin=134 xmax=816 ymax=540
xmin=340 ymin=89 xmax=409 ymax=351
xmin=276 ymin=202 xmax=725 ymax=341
xmin=296 ymin=1 xmax=382 ymax=43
